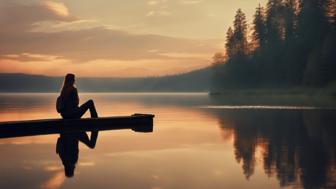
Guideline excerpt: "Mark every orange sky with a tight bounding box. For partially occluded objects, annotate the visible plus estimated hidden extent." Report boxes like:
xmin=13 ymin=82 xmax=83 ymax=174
xmin=0 ymin=0 xmax=267 ymax=77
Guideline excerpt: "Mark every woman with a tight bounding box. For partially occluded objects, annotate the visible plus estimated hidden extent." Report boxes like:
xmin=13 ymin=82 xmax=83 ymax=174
xmin=59 ymin=73 xmax=98 ymax=119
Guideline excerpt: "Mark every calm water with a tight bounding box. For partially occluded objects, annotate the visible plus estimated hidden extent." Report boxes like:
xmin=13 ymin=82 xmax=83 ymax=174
xmin=0 ymin=93 xmax=335 ymax=189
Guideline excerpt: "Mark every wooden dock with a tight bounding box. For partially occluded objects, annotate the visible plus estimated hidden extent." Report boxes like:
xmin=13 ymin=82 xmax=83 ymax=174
xmin=0 ymin=114 xmax=154 ymax=139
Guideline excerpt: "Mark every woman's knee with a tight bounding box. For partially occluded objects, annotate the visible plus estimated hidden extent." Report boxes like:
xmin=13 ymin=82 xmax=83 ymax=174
xmin=87 ymin=99 xmax=94 ymax=106
xmin=89 ymin=143 xmax=96 ymax=149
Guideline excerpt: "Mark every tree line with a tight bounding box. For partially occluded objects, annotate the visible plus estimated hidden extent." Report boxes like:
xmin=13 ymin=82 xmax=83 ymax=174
xmin=212 ymin=0 xmax=336 ymax=90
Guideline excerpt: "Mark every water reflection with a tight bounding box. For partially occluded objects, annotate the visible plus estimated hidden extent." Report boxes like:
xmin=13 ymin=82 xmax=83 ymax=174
xmin=56 ymin=131 xmax=99 ymax=177
xmin=0 ymin=93 xmax=336 ymax=189
xmin=214 ymin=109 xmax=336 ymax=188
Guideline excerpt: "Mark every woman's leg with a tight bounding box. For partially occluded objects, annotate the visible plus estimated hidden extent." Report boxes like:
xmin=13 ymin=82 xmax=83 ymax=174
xmin=77 ymin=100 xmax=98 ymax=118
xmin=78 ymin=131 xmax=99 ymax=149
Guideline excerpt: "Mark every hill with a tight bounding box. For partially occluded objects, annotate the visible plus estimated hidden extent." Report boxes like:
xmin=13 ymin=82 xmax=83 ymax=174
xmin=0 ymin=68 xmax=211 ymax=92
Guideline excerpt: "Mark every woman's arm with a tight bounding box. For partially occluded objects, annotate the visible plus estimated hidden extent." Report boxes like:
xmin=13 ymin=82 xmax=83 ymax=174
xmin=74 ymin=88 xmax=79 ymax=106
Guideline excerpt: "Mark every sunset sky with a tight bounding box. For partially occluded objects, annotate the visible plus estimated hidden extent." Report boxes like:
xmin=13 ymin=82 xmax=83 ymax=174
xmin=0 ymin=0 xmax=266 ymax=77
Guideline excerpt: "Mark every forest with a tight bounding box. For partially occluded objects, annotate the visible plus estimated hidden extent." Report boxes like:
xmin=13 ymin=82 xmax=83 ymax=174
xmin=212 ymin=0 xmax=336 ymax=90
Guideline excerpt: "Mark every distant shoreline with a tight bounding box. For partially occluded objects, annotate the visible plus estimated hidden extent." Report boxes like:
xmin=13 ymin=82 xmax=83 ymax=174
xmin=0 ymin=69 xmax=211 ymax=92
xmin=208 ymin=88 xmax=336 ymax=107
xmin=209 ymin=88 xmax=336 ymax=97
xmin=0 ymin=91 xmax=209 ymax=94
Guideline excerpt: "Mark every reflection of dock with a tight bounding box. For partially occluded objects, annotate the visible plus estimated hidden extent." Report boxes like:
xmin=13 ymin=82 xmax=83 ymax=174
xmin=0 ymin=114 xmax=154 ymax=138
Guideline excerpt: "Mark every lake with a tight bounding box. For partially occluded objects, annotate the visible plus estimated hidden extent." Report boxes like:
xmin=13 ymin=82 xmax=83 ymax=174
xmin=0 ymin=93 xmax=335 ymax=189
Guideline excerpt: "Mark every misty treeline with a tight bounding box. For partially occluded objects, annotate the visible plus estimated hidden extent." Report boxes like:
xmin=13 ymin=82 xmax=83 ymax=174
xmin=212 ymin=0 xmax=336 ymax=90
xmin=0 ymin=68 xmax=211 ymax=92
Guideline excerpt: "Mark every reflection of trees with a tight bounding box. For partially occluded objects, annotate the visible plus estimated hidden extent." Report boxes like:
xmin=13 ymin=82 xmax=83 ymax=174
xmin=216 ymin=109 xmax=336 ymax=188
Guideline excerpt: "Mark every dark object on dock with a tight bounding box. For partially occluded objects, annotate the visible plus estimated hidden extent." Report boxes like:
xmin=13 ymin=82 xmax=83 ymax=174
xmin=0 ymin=114 xmax=154 ymax=139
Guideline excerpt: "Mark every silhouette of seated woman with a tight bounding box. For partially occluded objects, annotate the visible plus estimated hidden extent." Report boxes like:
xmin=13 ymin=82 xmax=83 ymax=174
xmin=58 ymin=73 xmax=98 ymax=119
xmin=56 ymin=73 xmax=99 ymax=177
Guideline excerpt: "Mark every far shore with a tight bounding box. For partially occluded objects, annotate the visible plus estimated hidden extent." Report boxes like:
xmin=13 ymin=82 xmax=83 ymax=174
xmin=208 ymin=88 xmax=336 ymax=107
xmin=209 ymin=88 xmax=336 ymax=96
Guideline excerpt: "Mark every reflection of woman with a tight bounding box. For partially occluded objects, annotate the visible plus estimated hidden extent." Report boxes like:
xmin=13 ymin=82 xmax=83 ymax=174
xmin=56 ymin=131 xmax=98 ymax=177
xmin=59 ymin=73 xmax=98 ymax=119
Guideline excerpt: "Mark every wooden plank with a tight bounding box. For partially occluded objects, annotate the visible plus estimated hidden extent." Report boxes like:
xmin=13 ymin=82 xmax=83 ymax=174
xmin=0 ymin=114 xmax=154 ymax=139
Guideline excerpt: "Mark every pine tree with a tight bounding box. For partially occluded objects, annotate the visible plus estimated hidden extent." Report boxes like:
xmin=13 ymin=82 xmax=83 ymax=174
xmin=297 ymin=0 xmax=329 ymax=42
xmin=329 ymin=0 xmax=336 ymax=28
xmin=253 ymin=4 xmax=267 ymax=48
xmin=225 ymin=27 xmax=235 ymax=58
xmin=283 ymin=0 xmax=298 ymax=40
xmin=334 ymin=0 xmax=336 ymax=28
xmin=266 ymin=0 xmax=285 ymax=44
xmin=233 ymin=9 xmax=248 ymax=56
xmin=299 ymin=0 xmax=332 ymax=86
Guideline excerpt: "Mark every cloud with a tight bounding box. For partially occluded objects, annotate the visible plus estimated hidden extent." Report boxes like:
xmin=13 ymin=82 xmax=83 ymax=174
xmin=1 ymin=53 xmax=61 ymax=62
xmin=1 ymin=25 xmax=218 ymax=61
xmin=44 ymin=1 xmax=70 ymax=17
xmin=0 ymin=0 xmax=75 ymax=33
xmin=147 ymin=0 xmax=167 ymax=6
xmin=146 ymin=0 xmax=171 ymax=17
xmin=146 ymin=11 xmax=156 ymax=17
xmin=146 ymin=10 xmax=171 ymax=17
xmin=0 ymin=0 xmax=221 ymax=77
xmin=148 ymin=0 xmax=160 ymax=6
xmin=178 ymin=0 xmax=204 ymax=5
xmin=31 ymin=19 xmax=103 ymax=33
